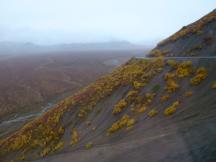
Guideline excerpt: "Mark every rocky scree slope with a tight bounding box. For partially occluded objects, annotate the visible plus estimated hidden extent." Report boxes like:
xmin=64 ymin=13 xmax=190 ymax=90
xmin=0 ymin=57 xmax=216 ymax=162
xmin=150 ymin=9 xmax=216 ymax=57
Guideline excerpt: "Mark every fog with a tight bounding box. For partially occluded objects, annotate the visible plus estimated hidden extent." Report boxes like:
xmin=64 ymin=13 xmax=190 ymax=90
xmin=0 ymin=0 xmax=215 ymax=45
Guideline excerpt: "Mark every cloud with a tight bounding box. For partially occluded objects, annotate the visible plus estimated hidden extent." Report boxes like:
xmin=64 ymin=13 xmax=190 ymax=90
xmin=0 ymin=0 xmax=215 ymax=44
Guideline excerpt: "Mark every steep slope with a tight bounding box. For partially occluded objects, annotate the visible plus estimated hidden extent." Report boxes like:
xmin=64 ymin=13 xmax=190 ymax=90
xmin=35 ymin=58 xmax=216 ymax=162
xmin=150 ymin=9 xmax=216 ymax=57
xmin=1 ymin=57 xmax=216 ymax=162
xmin=0 ymin=58 xmax=165 ymax=161
xmin=1 ymin=10 xmax=216 ymax=162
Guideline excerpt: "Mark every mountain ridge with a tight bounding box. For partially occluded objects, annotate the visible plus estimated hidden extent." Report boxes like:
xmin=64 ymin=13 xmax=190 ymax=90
xmin=0 ymin=41 xmax=146 ymax=55
xmin=150 ymin=9 xmax=216 ymax=57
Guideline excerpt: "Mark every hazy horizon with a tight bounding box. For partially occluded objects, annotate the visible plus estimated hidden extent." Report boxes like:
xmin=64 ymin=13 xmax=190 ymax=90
xmin=1 ymin=0 xmax=215 ymax=45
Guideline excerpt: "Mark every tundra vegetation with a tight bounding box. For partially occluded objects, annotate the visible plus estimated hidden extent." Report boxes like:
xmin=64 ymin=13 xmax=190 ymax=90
xmin=212 ymin=82 xmax=216 ymax=89
xmin=190 ymin=67 xmax=208 ymax=85
xmin=149 ymin=49 xmax=167 ymax=57
xmin=184 ymin=91 xmax=193 ymax=97
xmin=148 ymin=109 xmax=158 ymax=117
xmin=160 ymin=94 xmax=170 ymax=102
xmin=0 ymin=58 xmax=211 ymax=162
xmin=158 ymin=10 xmax=216 ymax=46
xmin=107 ymin=115 xmax=136 ymax=134
xmin=164 ymin=101 xmax=180 ymax=116
xmin=0 ymin=58 xmax=165 ymax=161
xmin=71 ymin=129 xmax=79 ymax=145
xmin=85 ymin=142 xmax=93 ymax=149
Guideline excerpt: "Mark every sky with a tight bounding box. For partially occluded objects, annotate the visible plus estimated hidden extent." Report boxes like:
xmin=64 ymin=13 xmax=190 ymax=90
xmin=0 ymin=0 xmax=215 ymax=45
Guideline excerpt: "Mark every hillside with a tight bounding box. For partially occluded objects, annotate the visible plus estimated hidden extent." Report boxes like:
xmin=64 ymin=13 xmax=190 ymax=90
xmin=1 ymin=10 xmax=216 ymax=162
xmin=150 ymin=9 xmax=216 ymax=57
xmin=0 ymin=51 xmax=138 ymax=120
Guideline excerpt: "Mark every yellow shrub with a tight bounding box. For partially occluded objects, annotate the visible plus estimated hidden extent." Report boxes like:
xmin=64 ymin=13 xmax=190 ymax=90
xmin=167 ymin=60 xmax=177 ymax=68
xmin=172 ymin=101 xmax=180 ymax=107
xmin=164 ymin=72 xmax=176 ymax=80
xmin=165 ymin=79 xmax=179 ymax=93
xmin=127 ymin=118 xmax=136 ymax=127
xmin=190 ymin=67 xmax=208 ymax=85
xmin=164 ymin=101 xmax=180 ymax=116
xmin=160 ymin=94 xmax=170 ymax=102
xmin=58 ymin=126 xmax=64 ymax=134
xmin=108 ymin=115 xmax=136 ymax=134
xmin=150 ymin=49 xmax=165 ymax=57
xmin=212 ymin=82 xmax=216 ymax=89
xmin=133 ymin=81 xmax=145 ymax=89
xmin=137 ymin=105 xmax=147 ymax=113
xmin=148 ymin=109 xmax=158 ymax=117
xmin=176 ymin=61 xmax=192 ymax=78
xmin=112 ymin=99 xmax=127 ymax=115
xmin=126 ymin=118 xmax=136 ymax=131
xmin=180 ymin=61 xmax=192 ymax=67
xmin=53 ymin=141 xmax=64 ymax=152
xmin=126 ymin=90 xmax=138 ymax=97
xmin=130 ymin=107 xmax=136 ymax=113
xmin=126 ymin=90 xmax=139 ymax=102
xmin=85 ymin=142 xmax=93 ymax=149
xmin=164 ymin=106 xmax=176 ymax=116
xmin=131 ymin=104 xmax=147 ymax=114
xmin=71 ymin=128 xmax=79 ymax=145
xmin=40 ymin=147 xmax=51 ymax=157
xmin=145 ymin=93 xmax=156 ymax=104
xmin=184 ymin=91 xmax=193 ymax=97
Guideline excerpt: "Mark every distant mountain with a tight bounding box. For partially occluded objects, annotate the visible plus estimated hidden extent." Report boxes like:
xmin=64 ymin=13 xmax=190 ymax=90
xmin=0 ymin=41 xmax=146 ymax=55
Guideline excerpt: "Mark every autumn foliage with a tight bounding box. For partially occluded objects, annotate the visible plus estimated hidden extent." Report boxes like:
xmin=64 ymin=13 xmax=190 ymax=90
xmin=148 ymin=109 xmax=158 ymax=117
xmin=108 ymin=115 xmax=136 ymax=134
xmin=190 ymin=67 xmax=208 ymax=85
xmin=164 ymin=101 xmax=180 ymax=116
xmin=0 ymin=56 xmax=212 ymax=162
xmin=0 ymin=58 xmax=165 ymax=161
xmin=112 ymin=99 xmax=128 ymax=115
xmin=71 ymin=128 xmax=79 ymax=145
xmin=158 ymin=9 xmax=216 ymax=46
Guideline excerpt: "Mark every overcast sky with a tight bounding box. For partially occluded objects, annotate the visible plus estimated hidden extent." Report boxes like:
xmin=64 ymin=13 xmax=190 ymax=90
xmin=0 ymin=0 xmax=215 ymax=45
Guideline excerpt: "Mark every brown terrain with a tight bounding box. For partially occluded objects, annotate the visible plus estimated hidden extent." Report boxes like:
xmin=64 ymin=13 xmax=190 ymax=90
xmin=0 ymin=49 xmax=144 ymax=120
